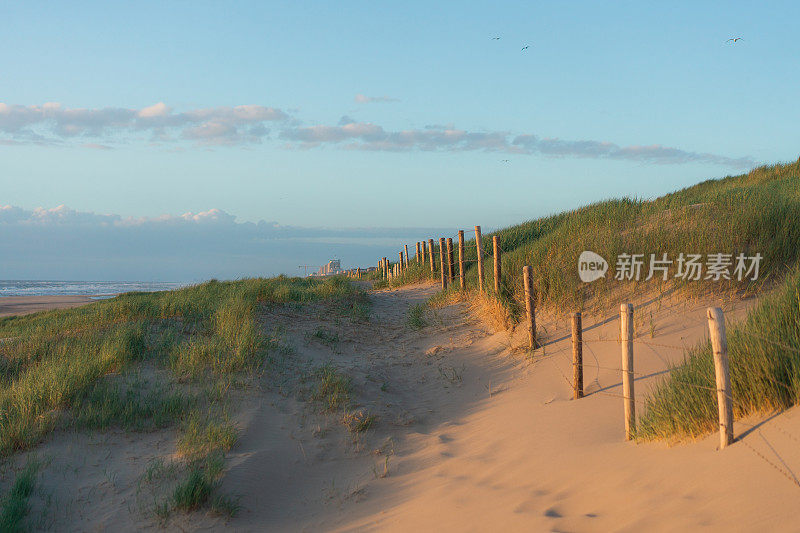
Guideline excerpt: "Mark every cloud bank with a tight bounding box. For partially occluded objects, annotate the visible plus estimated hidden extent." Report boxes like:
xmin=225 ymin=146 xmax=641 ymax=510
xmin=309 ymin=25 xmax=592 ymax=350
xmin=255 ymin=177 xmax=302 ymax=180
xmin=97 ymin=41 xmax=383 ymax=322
xmin=0 ymin=102 xmax=288 ymax=146
xmin=0 ymin=102 xmax=755 ymax=168
xmin=0 ymin=204 xmax=448 ymax=281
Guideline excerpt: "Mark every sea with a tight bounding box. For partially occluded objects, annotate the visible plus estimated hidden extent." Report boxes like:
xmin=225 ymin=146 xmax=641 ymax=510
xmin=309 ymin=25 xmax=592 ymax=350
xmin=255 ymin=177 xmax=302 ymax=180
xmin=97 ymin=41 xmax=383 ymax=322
xmin=0 ymin=280 xmax=186 ymax=297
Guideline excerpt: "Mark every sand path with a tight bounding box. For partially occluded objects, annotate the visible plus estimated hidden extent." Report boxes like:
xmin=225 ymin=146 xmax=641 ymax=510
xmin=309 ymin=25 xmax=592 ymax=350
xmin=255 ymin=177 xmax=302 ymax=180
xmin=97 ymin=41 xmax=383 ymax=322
xmin=192 ymin=282 xmax=800 ymax=531
xmin=16 ymin=282 xmax=800 ymax=531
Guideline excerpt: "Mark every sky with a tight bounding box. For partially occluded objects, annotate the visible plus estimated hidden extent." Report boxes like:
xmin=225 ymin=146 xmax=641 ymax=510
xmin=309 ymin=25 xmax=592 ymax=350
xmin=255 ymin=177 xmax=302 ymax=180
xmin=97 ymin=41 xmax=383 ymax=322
xmin=1 ymin=1 xmax=798 ymax=281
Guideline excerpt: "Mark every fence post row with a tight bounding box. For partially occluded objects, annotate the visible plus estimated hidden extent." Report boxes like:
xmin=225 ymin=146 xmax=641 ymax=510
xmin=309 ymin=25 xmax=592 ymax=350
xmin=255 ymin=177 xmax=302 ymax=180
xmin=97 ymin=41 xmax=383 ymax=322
xmin=620 ymin=303 xmax=635 ymax=441
xmin=439 ymin=237 xmax=448 ymax=290
xmin=475 ymin=225 xmax=484 ymax=293
xmin=458 ymin=230 xmax=465 ymax=290
xmin=492 ymin=235 xmax=501 ymax=295
xmin=446 ymin=238 xmax=455 ymax=283
xmin=707 ymin=307 xmax=734 ymax=449
xmin=428 ymin=239 xmax=435 ymax=277
xmin=522 ymin=266 xmax=536 ymax=350
xmin=572 ymin=312 xmax=583 ymax=399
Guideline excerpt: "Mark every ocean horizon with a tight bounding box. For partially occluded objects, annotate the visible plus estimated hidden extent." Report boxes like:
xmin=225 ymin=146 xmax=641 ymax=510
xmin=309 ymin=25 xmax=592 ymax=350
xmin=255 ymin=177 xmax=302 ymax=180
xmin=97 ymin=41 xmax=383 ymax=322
xmin=0 ymin=280 xmax=187 ymax=297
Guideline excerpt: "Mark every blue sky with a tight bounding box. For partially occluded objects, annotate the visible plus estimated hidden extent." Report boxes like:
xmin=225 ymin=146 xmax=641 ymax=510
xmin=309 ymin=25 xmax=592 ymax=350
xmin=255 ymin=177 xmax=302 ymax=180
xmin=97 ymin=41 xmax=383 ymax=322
xmin=1 ymin=1 xmax=798 ymax=280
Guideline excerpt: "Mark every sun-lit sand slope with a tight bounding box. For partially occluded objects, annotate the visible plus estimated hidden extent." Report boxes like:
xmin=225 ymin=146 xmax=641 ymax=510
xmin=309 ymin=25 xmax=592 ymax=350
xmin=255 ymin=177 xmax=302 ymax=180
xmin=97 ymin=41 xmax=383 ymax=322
xmin=0 ymin=295 xmax=94 ymax=317
xmin=177 ymin=282 xmax=797 ymax=532
xmin=19 ymin=282 xmax=799 ymax=531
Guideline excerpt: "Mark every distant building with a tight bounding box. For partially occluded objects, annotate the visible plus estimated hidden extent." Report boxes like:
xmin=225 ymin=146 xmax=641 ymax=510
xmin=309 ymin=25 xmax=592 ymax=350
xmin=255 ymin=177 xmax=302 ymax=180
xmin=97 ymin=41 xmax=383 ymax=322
xmin=314 ymin=259 xmax=342 ymax=277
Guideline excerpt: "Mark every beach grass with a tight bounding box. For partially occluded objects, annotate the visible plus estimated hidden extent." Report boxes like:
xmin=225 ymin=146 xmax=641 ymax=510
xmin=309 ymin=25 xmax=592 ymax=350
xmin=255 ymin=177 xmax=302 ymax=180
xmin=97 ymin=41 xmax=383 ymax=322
xmin=637 ymin=268 xmax=800 ymax=441
xmin=389 ymin=159 xmax=800 ymax=314
xmin=0 ymin=275 xmax=362 ymax=517
xmin=0 ymin=458 xmax=40 ymax=532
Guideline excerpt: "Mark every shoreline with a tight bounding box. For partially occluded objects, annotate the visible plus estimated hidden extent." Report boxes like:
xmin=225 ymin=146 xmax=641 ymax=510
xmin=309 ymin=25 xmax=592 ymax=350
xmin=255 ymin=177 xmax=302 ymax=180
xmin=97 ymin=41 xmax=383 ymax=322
xmin=0 ymin=295 xmax=97 ymax=318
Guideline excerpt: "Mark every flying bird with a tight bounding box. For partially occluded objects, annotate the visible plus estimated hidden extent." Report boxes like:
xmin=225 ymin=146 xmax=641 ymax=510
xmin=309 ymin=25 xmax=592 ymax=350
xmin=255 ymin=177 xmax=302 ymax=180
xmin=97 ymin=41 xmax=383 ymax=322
xmin=501 ymin=159 xmax=511 ymax=163
xmin=521 ymin=45 xmax=530 ymax=51
xmin=726 ymin=37 xmax=743 ymax=43
xmin=491 ymin=36 xmax=501 ymax=40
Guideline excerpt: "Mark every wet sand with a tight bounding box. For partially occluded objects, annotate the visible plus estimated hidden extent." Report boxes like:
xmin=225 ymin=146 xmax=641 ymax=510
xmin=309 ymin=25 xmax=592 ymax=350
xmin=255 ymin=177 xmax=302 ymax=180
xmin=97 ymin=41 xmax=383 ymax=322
xmin=0 ymin=295 xmax=95 ymax=317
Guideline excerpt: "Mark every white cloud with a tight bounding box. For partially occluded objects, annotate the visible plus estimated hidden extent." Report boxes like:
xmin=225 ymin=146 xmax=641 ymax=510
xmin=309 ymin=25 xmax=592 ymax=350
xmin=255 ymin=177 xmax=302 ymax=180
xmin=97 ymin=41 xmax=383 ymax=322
xmin=280 ymin=122 xmax=755 ymax=168
xmin=0 ymin=102 xmax=289 ymax=146
xmin=0 ymin=101 xmax=756 ymax=168
xmin=354 ymin=94 xmax=400 ymax=104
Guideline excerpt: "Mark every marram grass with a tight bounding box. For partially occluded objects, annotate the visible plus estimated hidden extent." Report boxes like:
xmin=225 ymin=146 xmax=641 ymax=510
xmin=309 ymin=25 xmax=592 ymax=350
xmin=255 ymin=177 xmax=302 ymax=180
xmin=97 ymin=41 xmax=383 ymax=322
xmin=0 ymin=275 xmax=360 ymax=456
xmin=637 ymin=269 xmax=800 ymax=441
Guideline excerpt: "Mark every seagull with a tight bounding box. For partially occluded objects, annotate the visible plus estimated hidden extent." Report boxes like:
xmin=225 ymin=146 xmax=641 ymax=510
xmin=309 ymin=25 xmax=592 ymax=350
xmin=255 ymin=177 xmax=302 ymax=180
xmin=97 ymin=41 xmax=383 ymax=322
xmin=491 ymin=36 xmax=501 ymax=40
xmin=521 ymin=45 xmax=530 ymax=51
xmin=501 ymin=159 xmax=511 ymax=163
xmin=726 ymin=37 xmax=743 ymax=43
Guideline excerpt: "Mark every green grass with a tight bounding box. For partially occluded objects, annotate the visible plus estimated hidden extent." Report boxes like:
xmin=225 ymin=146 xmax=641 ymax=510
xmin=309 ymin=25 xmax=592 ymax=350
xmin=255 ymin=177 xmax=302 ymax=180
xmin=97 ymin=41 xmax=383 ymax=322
xmin=170 ymin=451 xmax=226 ymax=512
xmin=386 ymin=159 xmax=800 ymax=314
xmin=0 ymin=275 xmax=364 ymax=521
xmin=0 ymin=275 xmax=360 ymax=457
xmin=406 ymin=303 xmax=428 ymax=330
xmin=308 ymin=363 xmax=352 ymax=412
xmin=177 ymin=414 xmax=237 ymax=460
xmin=637 ymin=268 xmax=800 ymax=441
xmin=0 ymin=459 xmax=40 ymax=532
xmin=310 ymin=328 xmax=340 ymax=348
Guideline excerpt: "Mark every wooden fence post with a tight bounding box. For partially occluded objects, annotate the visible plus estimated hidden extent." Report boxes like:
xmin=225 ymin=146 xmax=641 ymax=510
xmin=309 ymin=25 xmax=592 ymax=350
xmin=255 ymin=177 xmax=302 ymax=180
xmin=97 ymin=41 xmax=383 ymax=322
xmin=707 ymin=307 xmax=734 ymax=449
xmin=439 ymin=238 xmax=448 ymax=290
xmin=404 ymin=244 xmax=410 ymax=268
xmin=523 ymin=266 xmax=536 ymax=349
xmin=428 ymin=239 xmax=435 ymax=277
xmin=416 ymin=242 xmax=422 ymax=264
xmin=572 ymin=312 xmax=583 ymax=399
xmin=620 ymin=303 xmax=635 ymax=440
xmin=446 ymin=238 xmax=455 ymax=283
xmin=492 ymin=235 xmax=501 ymax=295
xmin=398 ymin=251 xmax=404 ymax=275
xmin=458 ymin=230 xmax=465 ymax=290
xmin=475 ymin=225 xmax=484 ymax=293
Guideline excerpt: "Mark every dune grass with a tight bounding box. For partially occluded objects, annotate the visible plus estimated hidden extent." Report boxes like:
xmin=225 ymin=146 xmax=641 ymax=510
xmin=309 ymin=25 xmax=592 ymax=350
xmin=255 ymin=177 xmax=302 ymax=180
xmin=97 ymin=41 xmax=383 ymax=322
xmin=0 ymin=275 xmax=363 ymax=519
xmin=0 ymin=459 xmax=40 ymax=532
xmin=387 ymin=160 xmax=800 ymax=315
xmin=406 ymin=303 xmax=428 ymax=330
xmin=637 ymin=269 xmax=800 ymax=441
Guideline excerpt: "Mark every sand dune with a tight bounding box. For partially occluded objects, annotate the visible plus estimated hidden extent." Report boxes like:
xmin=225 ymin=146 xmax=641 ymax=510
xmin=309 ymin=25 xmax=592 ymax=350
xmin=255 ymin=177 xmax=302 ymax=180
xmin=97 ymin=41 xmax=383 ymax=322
xmin=20 ymin=282 xmax=800 ymax=530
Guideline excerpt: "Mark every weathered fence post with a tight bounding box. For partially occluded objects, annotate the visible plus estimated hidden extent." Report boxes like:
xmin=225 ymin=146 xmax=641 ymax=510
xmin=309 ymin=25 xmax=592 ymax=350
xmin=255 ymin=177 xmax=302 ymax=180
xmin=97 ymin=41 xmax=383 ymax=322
xmin=572 ymin=312 xmax=583 ymax=399
xmin=398 ymin=251 xmax=404 ymax=275
xmin=439 ymin=238 xmax=448 ymax=290
xmin=475 ymin=225 xmax=484 ymax=293
xmin=428 ymin=239 xmax=435 ymax=277
xmin=707 ymin=307 xmax=734 ymax=449
xmin=446 ymin=238 xmax=455 ymax=283
xmin=416 ymin=242 xmax=422 ymax=264
xmin=492 ymin=235 xmax=501 ymax=295
xmin=620 ymin=303 xmax=635 ymax=440
xmin=523 ymin=266 xmax=536 ymax=349
xmin=404 ymin=244 xmax=410 ymax=268
xmin=458 ymin=230 xmax=465 ymax=290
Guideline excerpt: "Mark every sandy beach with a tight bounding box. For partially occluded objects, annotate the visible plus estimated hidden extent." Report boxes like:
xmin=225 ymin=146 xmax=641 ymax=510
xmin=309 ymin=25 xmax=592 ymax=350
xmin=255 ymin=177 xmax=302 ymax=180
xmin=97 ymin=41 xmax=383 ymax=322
xmin=0 ymin=295 xmax=95 ymax=318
